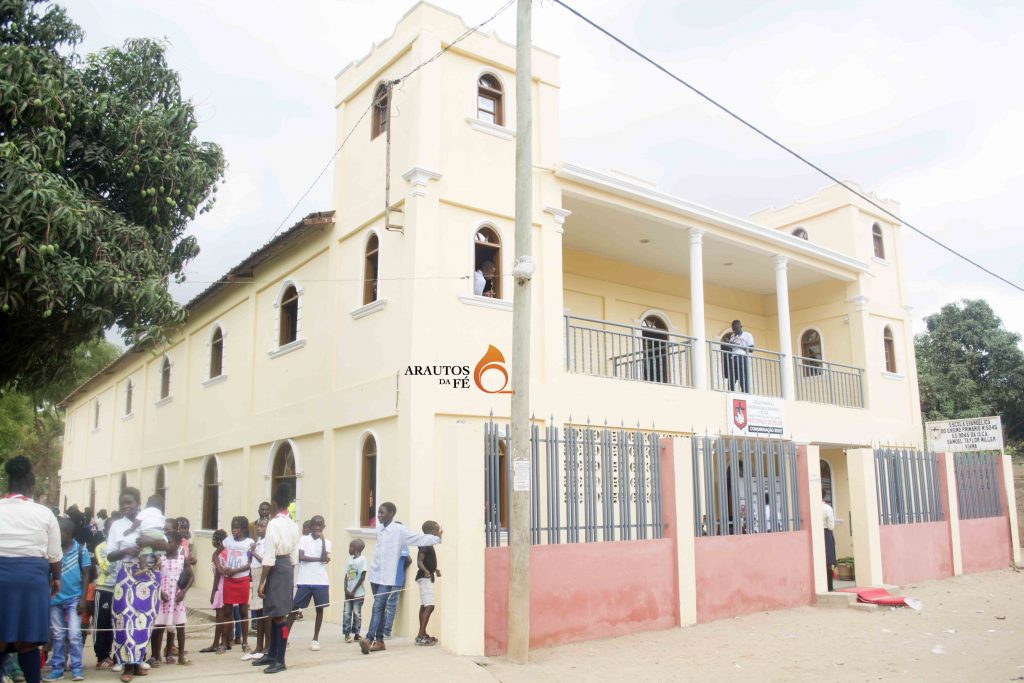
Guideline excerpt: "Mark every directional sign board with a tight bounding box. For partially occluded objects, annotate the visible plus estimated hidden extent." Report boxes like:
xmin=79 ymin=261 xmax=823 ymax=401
xmin=925 ymin=416 xmax=1003 ymax=453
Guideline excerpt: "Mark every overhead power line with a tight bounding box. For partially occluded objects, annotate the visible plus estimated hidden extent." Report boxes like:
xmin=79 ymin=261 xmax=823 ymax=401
xmin=551 ymin=0 xmax=1024 ymax=294
xmin=268 ymin=0 xmax=516 ymax=240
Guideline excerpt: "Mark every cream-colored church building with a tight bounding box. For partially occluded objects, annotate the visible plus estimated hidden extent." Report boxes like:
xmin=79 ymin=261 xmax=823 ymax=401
xmin=59 ymin=2 xmax=957 ymax=653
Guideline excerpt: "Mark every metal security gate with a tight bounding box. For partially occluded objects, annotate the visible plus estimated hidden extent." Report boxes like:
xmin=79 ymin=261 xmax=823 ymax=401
xmin=691 ymin=435 xmax=801 ymax=536
xmin=873 ymin=448 xmax=942 ymax=525
xmin=954 ymin=452 xmax=1002 ymax=520
xmin=484 ymin=419 xmax=663 ymax=547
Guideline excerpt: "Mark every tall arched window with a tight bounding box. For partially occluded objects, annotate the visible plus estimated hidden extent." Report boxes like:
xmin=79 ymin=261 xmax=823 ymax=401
xmin=155 ymin=465 xmax=167 ymax=502
xmin=883 ymin=326 xmax=897 ymax=373
xmin=371 ymin=83 xmax=389 ymax=140
xmin=473 ymin=226 xmax=502 ymax=298
xmin=89 ymin=479 xmax=96 ymax=512
xmin=792 ymin=227 xmax=808 ymax=240
xmin=820 ymin=460 xmax=833 ymax=506
xmin=119 ymin=472 xmax=128 ymax=494
xmin=477 ymin=73 xmax=504 ymax=125
xmin=278 ymin=285 xmax=299 ymax=346
xmin=93 ymin=400 xmax=100 ymax=429
xmin=800 ymin=329 xmax=823 ymax=375
xmin=872 ymin=222 xmax=885 ymax=259
xmin=209 ymin=326 xmax=224 ymax=378
xmin=124 ymin=378 xmax=133 ymax=416
xmin=202 ymin=457 xmax=219 ymax=530
xmin=363 ymin=233 xmax=380 ymax=305
xmin=359 ymin=435 xmax=378 ymax=528
xmin=641 ymin=315 xmax=670 ymax=384
xmin=271 ymin=443 xmax=297 ymax=498
xmin=159 ymin=356 xmax=171 ymax=400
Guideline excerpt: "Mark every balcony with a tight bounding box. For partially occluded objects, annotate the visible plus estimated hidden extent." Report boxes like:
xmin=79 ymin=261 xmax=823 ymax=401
xmin=565 ymin=315 xmax=864 ymax=408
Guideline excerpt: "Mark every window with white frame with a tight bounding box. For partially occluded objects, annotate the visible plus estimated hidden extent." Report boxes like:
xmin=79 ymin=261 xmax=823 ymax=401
xmin=473 ymin=226 xmax=502 ymax=298
xmin=159 ymin=356 xmax=171 ymax=400
xmin=92 ymin=399 xmax=100 ymax=430
xmin=124 ymin=378 xmax=133 ymax=415
xmin=278 ymin=285 xmax=300 ymax=346
xmin=363 ymin=233 xmax=380 ymax=305
xmin=202 ymin=457 xmax=219 ymax=530
xmin=371 ymin=83 xmax=389 ymax=140
xmin=477 ymin=73 xmax=504 ymax=125
xmin=883 ymin=326 xmax=897 ymax=373
xmin=359 ymin=434 xmax=377 ymax=527
xmin=872 ymin=222 xmax=886 ymax=260
xmin=209 ymin=325 xmax=225 ymax=378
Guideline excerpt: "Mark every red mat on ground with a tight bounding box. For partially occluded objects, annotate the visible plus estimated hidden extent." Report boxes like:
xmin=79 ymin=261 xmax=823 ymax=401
xmin=838 ymin=587 xmax=910 ymax=606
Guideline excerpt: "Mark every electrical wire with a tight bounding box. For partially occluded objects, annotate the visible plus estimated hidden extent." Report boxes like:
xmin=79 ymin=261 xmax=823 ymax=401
xmin=267 ymin=0 xmax=517 ymax=240
xmin=550 ymin=0 xmax=1024 ymax=294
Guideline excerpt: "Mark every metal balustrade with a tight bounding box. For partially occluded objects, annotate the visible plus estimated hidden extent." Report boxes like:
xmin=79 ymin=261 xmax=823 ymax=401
xmin=707 ymin=340 xmax=783 ymax=397
xmin=564 ymin=315 xmax=694 ymax=387
xmin=793 ymin=356 xmax=864 ymax=408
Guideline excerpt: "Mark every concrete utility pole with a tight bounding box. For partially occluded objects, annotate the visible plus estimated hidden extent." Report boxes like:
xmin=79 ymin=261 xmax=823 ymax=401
xmin=508 ymin=0 xmax=533 ymax=665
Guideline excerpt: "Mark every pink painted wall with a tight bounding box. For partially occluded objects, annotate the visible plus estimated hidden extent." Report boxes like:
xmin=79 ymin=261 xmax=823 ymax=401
xmin=880 ymin=521 xmax=953 ymax=585
xmin=694 ymin=530 xmax=814 ymax=622
xmin=960 ymin=516 xmax=1011 ymax=574
xmin=484 ymin=539 xmax=678 ymax=655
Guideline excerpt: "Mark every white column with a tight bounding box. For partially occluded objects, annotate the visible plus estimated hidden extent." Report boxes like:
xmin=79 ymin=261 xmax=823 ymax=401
xmin=774 ymin=255 xmax=794 ymax=400
xmin=689 ymin=229 xmax=707 ymax=390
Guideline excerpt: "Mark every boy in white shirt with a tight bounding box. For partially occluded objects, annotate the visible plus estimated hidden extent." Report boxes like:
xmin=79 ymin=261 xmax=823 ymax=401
xmin=342 ymin=540 xmax=367 ymax=643
xmin=286 ymin=515 xmax=330 ymax=650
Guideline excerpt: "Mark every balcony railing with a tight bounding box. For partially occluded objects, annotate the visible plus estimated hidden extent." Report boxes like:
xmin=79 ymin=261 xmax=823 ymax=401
xmin=707 ymin=340 xmax=784 ymax=397
xmin=793 ymin=356 xmax=864 ymax=408
xmin=564 ymin=315 xmax=694 ymax=387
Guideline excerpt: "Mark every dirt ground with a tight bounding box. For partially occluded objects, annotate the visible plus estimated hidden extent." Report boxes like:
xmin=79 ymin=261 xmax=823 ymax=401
xmin=160 ymin=568 xmax=1022 ymax=682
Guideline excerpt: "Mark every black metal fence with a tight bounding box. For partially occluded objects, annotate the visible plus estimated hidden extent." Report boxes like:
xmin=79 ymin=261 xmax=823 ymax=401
xmin=954 ymin=452 xmax=1002 ymax=520
xmin=484 ymin=419 xmax=664 ymax=547
xmin=564 ymin=315 xmax=695 ymax=387
xmin=691 ymin=435 xmax=801 ymax=536
xmin=873 ymin=448 xmax=942 ymax=525
xmin=707 ymin=341 xmax=784 ymax=397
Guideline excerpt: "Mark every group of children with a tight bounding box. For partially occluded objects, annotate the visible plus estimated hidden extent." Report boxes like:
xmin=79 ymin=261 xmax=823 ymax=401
xmin=31 ymin=497 xmax=443 ymax=683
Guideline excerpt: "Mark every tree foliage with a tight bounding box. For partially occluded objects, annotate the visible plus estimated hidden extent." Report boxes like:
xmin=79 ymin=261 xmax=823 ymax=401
xmin=0 ymin=0 xmax=224 ymax=390
xmin=915 ymin=299 xmax=1024 ymax=448
xmin=0 ymin=337 xmax=119 ymax=500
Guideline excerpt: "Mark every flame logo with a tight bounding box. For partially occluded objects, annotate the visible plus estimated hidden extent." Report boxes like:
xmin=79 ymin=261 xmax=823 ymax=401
xmin=474 ymin=345 xmax=512 ymax=394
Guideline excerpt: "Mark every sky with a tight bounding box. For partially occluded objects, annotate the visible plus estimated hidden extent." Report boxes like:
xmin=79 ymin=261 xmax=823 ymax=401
xmin=71 ymin=0 xmax=1024 ymax=339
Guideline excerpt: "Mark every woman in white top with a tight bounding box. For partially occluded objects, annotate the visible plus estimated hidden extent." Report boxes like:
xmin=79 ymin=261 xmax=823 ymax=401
xmin=0 ymin=456 xmax=62 ymax=683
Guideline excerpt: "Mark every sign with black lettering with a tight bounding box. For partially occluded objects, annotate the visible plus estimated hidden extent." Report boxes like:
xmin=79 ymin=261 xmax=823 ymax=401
xmin=925 ymin=416 xmax=1003 ymax=453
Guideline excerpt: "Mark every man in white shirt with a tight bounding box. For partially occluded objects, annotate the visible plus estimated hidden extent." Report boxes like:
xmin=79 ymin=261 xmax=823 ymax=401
xmin=359 ymin=502 xmax=441 ymax=654
xmin=473 ymin=261 xmax=496 ymax=297
xmin=823 ymin=495 xmax=837 ymax=592
xmin=726 ymin=319 xmax=755 ymax=393
xmin=253 ymin=484 xmax=301 ymax=674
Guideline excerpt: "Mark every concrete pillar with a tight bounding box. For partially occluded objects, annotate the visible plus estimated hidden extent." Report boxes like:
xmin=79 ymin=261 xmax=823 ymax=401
xmin=937 ymin=452 xmax=963 ymax=575
xmin=846 ymin=448 xmax=883 ymax=586
xmin=689 ymin=229 xmax=707 ymax=390
xmin=773 ymin=255 xmax=794 ymax=400
xmin=666 ymin=437 xmax=697 ymax=626
xmin=999 ymin=452 xmax=1022 ymax=565
xmin=805 ymin=445 xmax=827 ymax=594
xmin=437 ymin=419 xmax=486 ymax=656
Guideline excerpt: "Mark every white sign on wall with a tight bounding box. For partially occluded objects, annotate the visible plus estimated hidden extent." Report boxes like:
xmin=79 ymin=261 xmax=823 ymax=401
xmin=727 ymin=393 xmax=786 ymax=438
xmin=926 ymin=416 xmax=1004 ymax=453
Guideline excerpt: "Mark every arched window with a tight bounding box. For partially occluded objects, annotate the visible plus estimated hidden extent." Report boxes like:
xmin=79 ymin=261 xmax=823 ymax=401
xmin=271 ymin=443 xmax=297 ymax=498
xmin=800 ymin=329 xmax=823 ymax=375
xmin=872 ymin=222 xmax=885 ymax=259
xmin=93 ymin=400 xmax=100 ymax=430
xmin=125 ymin=378 xmax=133 ymax=416
xmin=820 ymin=460 xmax=833 ymax=506
xmin=641 ymin=315 xmax=670 ymax=384
xmin=371 ymin=83 xmax=389 ymax=140
xmin=202 ymin=457 xmax=219 ymax=530
xmin=477 ymin=73 xmax=504 ymax=125
xmin=278 ymin=285 xmax=299 ymax=346
xmin=209 ymin=326 xmax=224 ymax=378
xmin=359 ymin=435 xmax=378 ymax=528
xmin=159 ymin=356 xmax=171 ymax=400
xmin=155 ymin=465 xmax=167 ymax=502
xmin=119 ymin=472 xmax=128 ymax=494
xmin=792 ymin=227 xmax=808 ymax=240
xmin=883 ymin=326 xmax=897 ymax=373
xmin=473 ymin=226 xmax=502 ymax=298
xmin=89 ymin=479 xmax=96 ymax=512
xmin=363 ymin=233 xmax=380 ymax=305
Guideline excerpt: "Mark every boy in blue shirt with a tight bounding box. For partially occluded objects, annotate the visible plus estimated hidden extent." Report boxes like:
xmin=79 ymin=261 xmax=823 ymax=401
xmin=45 ymin=518 xmax=91 ymax=682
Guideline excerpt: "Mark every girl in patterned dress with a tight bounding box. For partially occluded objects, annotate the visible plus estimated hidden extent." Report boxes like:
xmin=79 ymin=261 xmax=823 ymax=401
xmin=150 ymin=528 xmax=192 ymax=665
xmin=199 ymin=530 xmax=229 ymax=654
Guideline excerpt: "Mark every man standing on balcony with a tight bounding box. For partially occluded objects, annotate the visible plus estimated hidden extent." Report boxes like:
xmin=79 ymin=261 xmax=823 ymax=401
xmin=726 ymin=320 xmax=754 ymax=393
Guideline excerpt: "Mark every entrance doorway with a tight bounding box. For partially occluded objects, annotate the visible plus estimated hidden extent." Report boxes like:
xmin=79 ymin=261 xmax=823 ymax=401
xmin=819 ymin=447 xmax=858 ymax=590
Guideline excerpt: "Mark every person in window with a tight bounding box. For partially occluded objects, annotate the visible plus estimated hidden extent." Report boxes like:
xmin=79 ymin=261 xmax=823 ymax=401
xmin=473 ymin=261 xmax=496 ymax=298
xmin=725 ymin=320 xmax=754 ymax=393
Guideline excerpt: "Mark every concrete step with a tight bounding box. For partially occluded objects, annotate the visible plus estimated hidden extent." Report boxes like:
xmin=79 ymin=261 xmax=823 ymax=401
xmin=815 ymin=592 xmax=857 ymax=609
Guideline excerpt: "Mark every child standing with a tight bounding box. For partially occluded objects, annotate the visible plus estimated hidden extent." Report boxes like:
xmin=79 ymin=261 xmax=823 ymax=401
xmin=45 ymin=518 xmax=91 ymax=681
xmin=199 ymin=530 xmax=230 ymax=654
xmin=92 ymin=518 xmax=116 ymax=669
xmin=151 ymin=528 xmax=191 ymax=666
xmin=342 ymin=540 xmax=367 ymax=643
xmin=415 ymin=521 xmax=442 ymax=646
xmin=243 ymin=519 xmax=268 ymax=661
xmin=221 ymin=517 xmax=254 ymax=654
xmin=286 ymin=515 xmax=330 ymax=651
